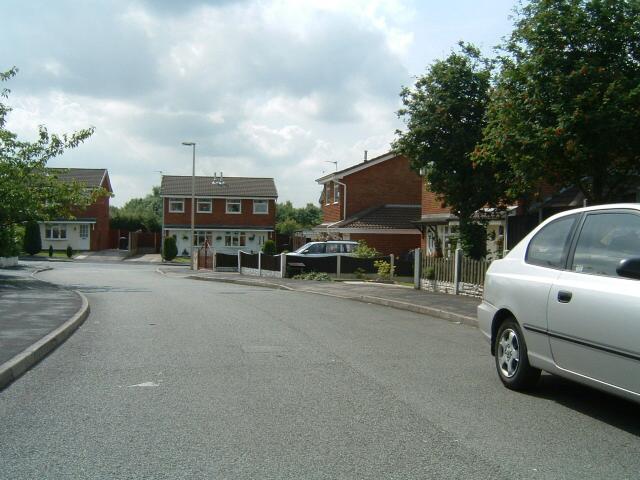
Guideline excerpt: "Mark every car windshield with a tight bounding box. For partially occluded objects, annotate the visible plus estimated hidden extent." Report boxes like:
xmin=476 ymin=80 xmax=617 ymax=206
xmin=293 ymin=242 xmax=315 ymax=254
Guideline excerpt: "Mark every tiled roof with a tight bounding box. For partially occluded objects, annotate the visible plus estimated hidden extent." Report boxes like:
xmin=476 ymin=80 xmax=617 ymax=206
xmin=334 ymin=204 xmax=421 ymax=230
xmin=316 ymin=151 xmax=397 ymax=183
xmin=49 ymin=168 xmax=108 ymax=189
xmin=160 ymin=176 xmax=278 ymax=198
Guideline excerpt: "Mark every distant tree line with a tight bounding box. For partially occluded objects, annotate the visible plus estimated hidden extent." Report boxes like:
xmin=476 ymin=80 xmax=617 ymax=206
xmin=110 ymin=186 xmax=162 ymax=232
xmin=276 ymin=201 xmax=322 ymax=235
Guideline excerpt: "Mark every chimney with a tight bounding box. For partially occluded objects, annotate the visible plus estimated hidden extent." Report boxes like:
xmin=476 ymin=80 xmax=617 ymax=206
xmin=364 ymin=150 xmax=368 ymax=162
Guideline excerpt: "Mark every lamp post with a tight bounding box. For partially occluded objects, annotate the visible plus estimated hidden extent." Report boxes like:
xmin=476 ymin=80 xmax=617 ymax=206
xmin=182 ymin=142 xmax=196 ymax=270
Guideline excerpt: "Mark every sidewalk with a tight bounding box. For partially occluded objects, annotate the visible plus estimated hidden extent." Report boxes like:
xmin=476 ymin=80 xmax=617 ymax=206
xmin=160 ymin=267 xmax=480 ymax=326
xmin=0 ymin=266 xmax=89 ymax=390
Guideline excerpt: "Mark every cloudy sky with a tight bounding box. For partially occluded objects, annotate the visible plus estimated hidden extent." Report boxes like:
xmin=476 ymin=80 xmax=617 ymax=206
xmin=3 ymin=0 xmax=515 ymax=207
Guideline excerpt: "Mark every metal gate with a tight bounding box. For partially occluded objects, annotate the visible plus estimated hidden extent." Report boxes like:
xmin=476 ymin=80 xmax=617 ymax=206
xmin=197 ymin=243 xmax=213 ymax=269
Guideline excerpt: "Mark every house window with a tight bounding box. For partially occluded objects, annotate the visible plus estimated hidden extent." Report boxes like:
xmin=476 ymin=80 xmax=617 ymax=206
xmin=194 ymin=230 xmax=214 ymax=246
xmin=79 ymin=224 xmax=89 ymax=239
xmin=325 ymin=184 xmax=331 ymax=205
xmin=197 ymin=199 xmax=212 ymax=213
xmin=169 ymin=198 xmax=184 ymax=213
xmin=226 ymin=199 xmax=242 ymax=214
xmin=45 ymin=224 xmax=67 ymax=240
xmin=253 ymin=200 xmax=268 ymax=214
xmin=224 ymin=231 xmax=247 ymax=247
xmin=333 ymin=183 xmax=340 ymax=203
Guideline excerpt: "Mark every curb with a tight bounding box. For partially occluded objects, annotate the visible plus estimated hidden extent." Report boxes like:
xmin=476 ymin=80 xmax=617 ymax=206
xmin=0 ymin=290 xmax=90 ymax=391
xmin=184 ymin=275 xmax=477 ymax=327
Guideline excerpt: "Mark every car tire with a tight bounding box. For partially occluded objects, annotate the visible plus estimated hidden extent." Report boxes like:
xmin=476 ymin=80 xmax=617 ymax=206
xmin=494 ymin=318 xmax=541 ymax=390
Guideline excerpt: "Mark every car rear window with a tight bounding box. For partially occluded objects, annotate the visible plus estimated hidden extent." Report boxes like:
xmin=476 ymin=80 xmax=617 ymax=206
xmin=526 ymin=215 xmax=577 ymax=269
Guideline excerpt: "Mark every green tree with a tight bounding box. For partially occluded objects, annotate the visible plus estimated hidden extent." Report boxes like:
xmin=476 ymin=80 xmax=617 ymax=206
xmin=262 ymin=239 xmax=276 ymax=255
xmin=276 ymin=218 xmax=302 ymax=236
xmin=393 ymin=43 xmax=503 ymax=259
xmin=23 ymin=220 xmax=42 ymax=255
xmin=353 ymin=240 xmax=380 ymax=258
xmin=475 ymin=0 xmax=640 ymax=204
xmin=163 ymin=236 xmax=178 ymax=261
xmin=275 ymin=201 xmax=321 ymax=234
xmin=110 ymin=186 xmax=161 ymax=232
xmin=0 ymin=68 xmax=105 ymax=253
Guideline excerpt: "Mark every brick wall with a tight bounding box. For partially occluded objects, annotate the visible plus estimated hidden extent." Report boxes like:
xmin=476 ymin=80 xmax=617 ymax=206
xmin=350 ymin=233 xmax=421 ymax=256
xmin=321 ymin=182 xmax=342 ymax=223
xmin=163 ymin=198 xmax=276 ymax=228
xmin=73 ymin=176 xmax=111 ymax=251
xmin=421 ymin=178 xmax=451 ymax=216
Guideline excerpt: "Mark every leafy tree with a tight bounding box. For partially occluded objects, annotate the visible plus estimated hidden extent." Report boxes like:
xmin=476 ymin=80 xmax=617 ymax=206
xmin=23 ymin=220 xmax=42 ymax=255
xmin=0 ymin=68 xmax=105 ymax=253
xmin=275 ymin=201 xmax=321 ymax=234
xmin=110 ymin=186 xmax=161 ymax=232
xmin=393 ymin=43 xmax=504 ymax=259
xmin=353 ymin=240 xmax=380 ymax=258
xmin=163 ymin=236 xmax=177 ymax=261
xmin=475 ymin=0 xmax=640 ymax=204
xmin=276 ymin=218 xmax=302 ymax=236
xmin=262 ymin=239 xmax=276 ymax=255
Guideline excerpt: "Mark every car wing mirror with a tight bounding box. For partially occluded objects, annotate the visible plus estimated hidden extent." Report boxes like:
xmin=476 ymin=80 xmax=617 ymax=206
xmin=616 ymin=257 xmax=640 ymax=280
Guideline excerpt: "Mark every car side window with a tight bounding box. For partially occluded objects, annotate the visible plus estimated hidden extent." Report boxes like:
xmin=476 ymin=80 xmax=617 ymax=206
xmin=325 ymin=244 xmax=340 ymax=254
xmin=570 ymin=212 xmax=640 ymax=278
xmin=306 ymin=243 xmax=325 ymax=254
xmin=526 ymin=215 xmax=577 ymax=269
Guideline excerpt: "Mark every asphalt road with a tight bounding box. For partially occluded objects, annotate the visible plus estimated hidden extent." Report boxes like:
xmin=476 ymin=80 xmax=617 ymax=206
xmin=0 ymin=262 xmax=638 ymax=479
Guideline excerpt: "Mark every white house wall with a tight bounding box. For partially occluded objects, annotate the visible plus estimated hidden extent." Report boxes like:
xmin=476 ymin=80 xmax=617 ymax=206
xmin=165 ymin=229 xmax=270 ymax=256
xmin=39 ymin=223 xmax=92 ymax=251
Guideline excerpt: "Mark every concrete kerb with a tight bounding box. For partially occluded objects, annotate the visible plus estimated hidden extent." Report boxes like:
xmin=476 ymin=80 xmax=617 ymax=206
xmin=0 ymin=290 xmax=90 ymax=391
xmin=181 ymin=274 xmax=477 ymax=327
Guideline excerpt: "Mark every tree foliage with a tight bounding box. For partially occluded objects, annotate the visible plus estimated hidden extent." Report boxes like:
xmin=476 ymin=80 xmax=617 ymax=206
xmin=393 ymin=43 xmax=504 ymax=259
xmin=163 ymin=236 xmax=178 ymax=261
xmin=0 ymin=68 xmax=104 ymax=231
xmin=353 ymin=240 xmax=380 ymax=258
xmin=23 ymin=220 xmax=42 ymax=255
xmin=475 ymin=0 xmax=640 ymax=204
xmin=110 ymin=186 xmax=161 ymax=232
xmin=275 ymin=201 xmax=322 ymax=234
xmin=262 ymin=239 xmax=276 ymax=255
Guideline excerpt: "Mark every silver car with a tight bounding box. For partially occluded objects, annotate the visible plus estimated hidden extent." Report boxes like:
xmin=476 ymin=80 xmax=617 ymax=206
xmin=288 ymin=241 xmax=358 ymax=257
xmin=478 ymin=204 xmax=640 ymax=403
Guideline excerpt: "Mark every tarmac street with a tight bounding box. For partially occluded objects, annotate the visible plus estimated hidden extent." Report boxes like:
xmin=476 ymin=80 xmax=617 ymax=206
xmin=0 ymin=261 xmax=638 ymax=479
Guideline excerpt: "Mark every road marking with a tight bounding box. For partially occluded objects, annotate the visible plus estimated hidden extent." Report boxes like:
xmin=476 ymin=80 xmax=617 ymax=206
xmin=126 ymin=381 xmax=160 ymax=387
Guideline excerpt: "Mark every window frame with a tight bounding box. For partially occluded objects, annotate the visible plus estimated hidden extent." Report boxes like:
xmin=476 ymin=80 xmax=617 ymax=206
xmin=168 ymin=198 xmax=185 ymax=213
xmin=333 ymin=182 xmax=340 ymax=204
xmin=224 ymin=231 xmax=247 ymax=247
xmin=253 ymin=200 xmax=269 ymax=215
xmin=226 ymin=199 xmax=242 ymax=214
xmin=79 ymin=224 xmax=89 ymax=239
xmin=44 ymin=223 xmax=68 ymax=240
xmin=325 ymin=184 xmax=331 ymax=205
xmin=196 ymin=198 xmax=213 ymax=214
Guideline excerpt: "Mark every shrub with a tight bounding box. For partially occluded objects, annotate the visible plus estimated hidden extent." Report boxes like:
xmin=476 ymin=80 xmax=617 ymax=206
xmin=292 ymin=271 xmax=331 ymax=281
xmin=425 ymin=267 xmax=435 ymax=280
xmin=163 ymin=236 xmax=178 ymax=261
xmin=23 ymin=221 xmax=42 ymax=256
xmin=353 ymin=240 xmax=380 ymax=258
xmin=354 ymin=267 xmax=366 ymax=279
xmin=48 ymin=245 xmax=54 ymax=257
xmin=0 ymin=226 xmax=20 ymax=257
xmin=374 ymin=260 xmax=394 ymax=280
xmin=66 ymin=245 xmax=73 ymax=258
xmin=262 ymin=239 xmax=276 ymax=255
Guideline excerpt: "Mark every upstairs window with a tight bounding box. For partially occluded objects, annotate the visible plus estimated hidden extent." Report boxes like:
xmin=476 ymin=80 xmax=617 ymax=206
xmin=197 ymin=199 xmax=212 ymax=213
xmin=325 ymin=184 xmax=331 ymax=205
xmin=333 ymin=182 xmax=340 ymax=203
xmin=226 ymin=199 xmax=242 ymax=214
xmin=253 ymin=200 xmax=268 ymax=214
xmin=169 ymin=198 xmax=184 ymax=213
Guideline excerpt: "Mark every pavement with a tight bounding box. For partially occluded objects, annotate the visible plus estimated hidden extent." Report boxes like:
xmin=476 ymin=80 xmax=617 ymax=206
xmin=160 ymin=267 xmax=480 ymax=326
xmin=0 ymin=265 xmax=89 ymax=390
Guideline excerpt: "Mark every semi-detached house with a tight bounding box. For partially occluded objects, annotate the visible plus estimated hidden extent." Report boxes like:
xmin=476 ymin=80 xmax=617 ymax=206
xmin=160 ymin=175 xmax=278 ymax=256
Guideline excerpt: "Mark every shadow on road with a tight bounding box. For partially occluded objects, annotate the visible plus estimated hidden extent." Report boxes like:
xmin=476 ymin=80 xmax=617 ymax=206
xmin=527 ymin=374 xmax=640 ymax=436
xmin=68 ymin=285 xmax=151 ymax=294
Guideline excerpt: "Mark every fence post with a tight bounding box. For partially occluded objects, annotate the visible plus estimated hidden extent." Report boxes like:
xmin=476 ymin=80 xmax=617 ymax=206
xmin=280 ymin=252 xmax=286 ymax=278
xmin=454 ymin=247 xmax=462 ymax=295
xmin=389 ymin=254 xmax=394 ymax=281
xmin=212 ymin=249 xmax=216 ymax=270
xmin=336 ymin=254 xmax=341 ymax=279
xmin=414 ymin=248 xmax=421 ymax=289
xmin=237 ymin=250 xmax=242 ymax=274
xmin=258 ymin=251 xmax=262 ymax=276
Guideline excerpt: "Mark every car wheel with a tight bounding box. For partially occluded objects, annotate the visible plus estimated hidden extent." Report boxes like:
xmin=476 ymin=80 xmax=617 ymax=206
xmin=494 ymin=318 xmax=541 ymax=390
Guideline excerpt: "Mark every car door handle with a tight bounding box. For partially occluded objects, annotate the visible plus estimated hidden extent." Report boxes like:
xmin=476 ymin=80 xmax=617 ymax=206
xmin=557 ymin=291 xmax=572 ymax=303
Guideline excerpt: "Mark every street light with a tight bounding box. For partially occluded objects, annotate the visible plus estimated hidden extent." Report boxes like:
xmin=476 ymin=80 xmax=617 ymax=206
xmin=182 ymin=142 xmax=196 ymax=270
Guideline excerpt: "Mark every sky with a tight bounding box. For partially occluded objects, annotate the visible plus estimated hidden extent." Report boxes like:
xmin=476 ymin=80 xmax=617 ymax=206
xmin=3 ymin=0 xmax=517 ymax=207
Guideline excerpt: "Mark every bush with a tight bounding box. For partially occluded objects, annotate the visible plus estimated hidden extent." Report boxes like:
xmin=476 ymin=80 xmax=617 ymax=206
xmin=460 ymin=222 xmax=487 ymax=260
xmin=425 ymin=267 xmax=435 ymax=280
xmin=374 ymin=260 xmax=394 ymax=280
xmin=163 ymin=236 xmax=178 ymax=261
xmin=0 ymin=226 xmax=20 ymax=257
xmin=354 ymin=267 xmax=366 ymax=279
xmin=262 ymin=239 xmax=276 ymax=255
xmin=353 ymin=240 xmax=380 ymax=258
xmin=23 ymin=221 xmax=42 ymax=255
xmin=49 ymin=245 xmax=54 ymax=257
xmin=292 ymin=271 xmax=331 ymax=281
xmin=66 ymin=245 xmax=73 ymax=258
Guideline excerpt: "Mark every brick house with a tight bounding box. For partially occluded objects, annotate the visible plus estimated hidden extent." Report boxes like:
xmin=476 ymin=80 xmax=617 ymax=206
xmin=314 ymin=152 xmax=422 ymax=256
xmin=160 ymin=176 xmax=278 ymax=256
xmin=39 ymin=168 xmax=113 ymax=252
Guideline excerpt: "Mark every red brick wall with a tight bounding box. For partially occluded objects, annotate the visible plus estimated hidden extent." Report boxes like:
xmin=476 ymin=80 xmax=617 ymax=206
xmin=163 ymin=198 xmax=276 ymax=228
xmin=321 ymin=182 xmax=342 ymax=223
xmin=350 ymin=233 xmax=421 ymax=256
xmin=421 ymin=178 xmax=451 ymax=216
xmin=74 ymin=176 xmax=111 ymax=251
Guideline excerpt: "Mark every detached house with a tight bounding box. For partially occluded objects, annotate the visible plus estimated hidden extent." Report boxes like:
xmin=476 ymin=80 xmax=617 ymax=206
xmin=39 ymin=168 xmax=113 ymax=252
xmin=160 ymin=175 xmax=278 ymax=256
xmin=315 ymin=152 xmax=422 ymax=256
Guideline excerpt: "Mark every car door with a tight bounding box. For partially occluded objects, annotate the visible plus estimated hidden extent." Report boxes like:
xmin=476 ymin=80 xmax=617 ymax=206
xmin=547 ymin=210 xmax=640 ymax=394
